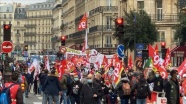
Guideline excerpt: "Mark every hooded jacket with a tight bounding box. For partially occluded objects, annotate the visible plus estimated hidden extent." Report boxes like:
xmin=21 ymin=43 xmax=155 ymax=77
xmin=132 ymin=78 xmax=151 ymax=99
xmin=43 ymin=74 xmax=61 ymax=96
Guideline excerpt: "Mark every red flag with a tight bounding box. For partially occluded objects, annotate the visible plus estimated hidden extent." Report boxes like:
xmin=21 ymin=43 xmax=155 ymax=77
xmin=78 ymin=13 xmax=87 ymax=31
xmin=148 ymin=44 xmax=155 ymax=57
xmin=177 ymin=58 xmax=186 ymax=77
xmin=163 ymin=48 xmax=171 ymax=69
xmin=155 ymin=44 xmax=159 ymax=55
xmin=101 ymin=55 xmax=108 ymax=68
xmin=128 ymin=54 xmax=133 ymax=69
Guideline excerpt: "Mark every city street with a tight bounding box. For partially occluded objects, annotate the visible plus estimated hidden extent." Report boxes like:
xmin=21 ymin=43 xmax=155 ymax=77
xmin=26 ymin=93 xmax=42 ymax=104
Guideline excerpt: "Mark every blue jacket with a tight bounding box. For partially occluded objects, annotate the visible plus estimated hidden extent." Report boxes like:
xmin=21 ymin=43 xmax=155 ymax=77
xmin=43 ymin=74 xmax=62 ymax=96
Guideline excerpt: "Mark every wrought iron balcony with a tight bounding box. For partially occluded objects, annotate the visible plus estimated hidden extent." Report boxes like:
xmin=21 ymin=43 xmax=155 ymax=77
xmin=149 ymin=14 xmax=179 ymax=23
xmin=89 ymin=6 xmax=118 ymax=17
xmin=24 ymin=41 xmax=36 ymax=44
xmin=24 ymin=32 xmax=36 ymax=36
xmin=89 ymin=25 xmax=115 ymax=33
xmin=104 ymin=44 xmax=113 ymax=48
xmin=0 ymin=17 xmax=12 ymax=19
xmin=26 ymin=15 xmax=52 ymax=18
xmin=24 ymin=24 xmax=36 ymax=28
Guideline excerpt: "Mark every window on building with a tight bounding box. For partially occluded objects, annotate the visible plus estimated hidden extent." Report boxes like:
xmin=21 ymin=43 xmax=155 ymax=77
xmin=3 ymin=21 xmax=6 ymax=24
xmin=4 ymin=14 xmax=6 ymax=19
xmin=106 ymin=35 xmax=112 ymax=47
xmin=9 ymin=21 xmax=11 ymax=24
xmin=17 ymin=37 xmax=19 ymax=42
xmin=17 ymin=30 xmax=19 ymax=34
xmin=106 ymin=16 xmax=112 ymax=29
xmin=41 ymin=5 xmax=43 ymax=8
xmin=172 ymin=31 xmax=179 ymax=42
xmin=156 ymin=0 xmax=162 ymax=21
xmin=106 ymin=0 xmax=112 ymax=6
xmin=9 ymin=14 xmax=12 ymax=19
xmin=137 ymin=1 xmax=144 ymax=11
xmin=49 ymin=4 xmax=51 ymax=7
xmin=158 ymin=31 xmax=165 ymax=42
xmin=17 ymin=21 xmax=20 ymax=25
xmin=7 ymin=7 xmax=9 ymax=12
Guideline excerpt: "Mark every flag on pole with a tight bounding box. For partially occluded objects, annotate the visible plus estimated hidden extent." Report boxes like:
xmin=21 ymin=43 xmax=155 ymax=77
xmin=78 ymin=13 xmax=88 ymax=52
xmin=78 ymin=13 xmax=87 ymax=31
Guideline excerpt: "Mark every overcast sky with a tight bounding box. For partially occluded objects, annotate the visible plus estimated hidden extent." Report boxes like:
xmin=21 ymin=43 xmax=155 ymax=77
xmin=1 ymin=0 xmax=46 ymax=4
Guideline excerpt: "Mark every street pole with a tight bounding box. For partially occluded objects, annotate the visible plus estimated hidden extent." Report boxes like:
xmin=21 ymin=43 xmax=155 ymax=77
xmin=101 ymin=11 xmax=103 ymax=54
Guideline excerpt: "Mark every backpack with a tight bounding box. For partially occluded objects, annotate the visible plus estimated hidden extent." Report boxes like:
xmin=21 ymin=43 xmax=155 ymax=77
xmin=137 ymin=83 xmax=148 ymax=98
xmin=65 ymin=75 xmax=73 ymax=88
xmin=0 ymin=83 xmax=17 ymax=104
xmin=122 ymin=83 xmax=131 ymax=95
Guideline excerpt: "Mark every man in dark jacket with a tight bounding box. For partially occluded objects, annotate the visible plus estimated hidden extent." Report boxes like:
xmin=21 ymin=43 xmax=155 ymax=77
xmin=165 ymin=70 xmax=180 ymax=104
xmin=147 ymin=71 xmax=164 ymax=93
xmin=42 ymin=69 xmax=62 ymax=104
xmin=69 ymin=74 xmax=83 ymax=104
xmin=39 ymin=69 xmax=48 ymax=95
xmin=80 ymin=74 xmax=103 ymax=104
xmin=132 ymin=74 xmax=151 ymax=104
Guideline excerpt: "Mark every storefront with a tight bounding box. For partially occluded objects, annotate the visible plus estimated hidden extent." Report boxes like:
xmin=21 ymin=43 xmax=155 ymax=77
xmin=171 ymin=46 xmax=186 ymax=67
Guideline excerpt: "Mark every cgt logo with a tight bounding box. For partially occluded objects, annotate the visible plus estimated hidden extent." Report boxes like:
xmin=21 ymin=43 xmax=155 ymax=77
xmin=79 ymin=21 xmax=86 ymax=29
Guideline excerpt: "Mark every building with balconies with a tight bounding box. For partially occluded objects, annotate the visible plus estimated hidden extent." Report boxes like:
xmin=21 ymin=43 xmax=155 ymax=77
xmin=13 ymin=6 xmax=26 ymax=55
xmin=51 ymin=0 xmax=63 ymax=51
xmin=25 ymin=0 xmax=55 ymax=54
xmin=59 ymin=0 xmax=118 ymax=55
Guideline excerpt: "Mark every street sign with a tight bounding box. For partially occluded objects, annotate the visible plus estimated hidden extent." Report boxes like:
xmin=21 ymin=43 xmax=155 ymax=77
xmin=1 ymin=41 xmax=13 ymax=53
xmin=60 ymin=46 xmax=67 ymax=54
xmin=117 ymin=44 xmax=125 ymax=58
xmin=24 ymin=51 xmax=29 ymax=57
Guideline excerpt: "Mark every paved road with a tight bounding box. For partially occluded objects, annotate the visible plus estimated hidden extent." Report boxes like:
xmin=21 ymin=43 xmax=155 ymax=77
xmin=26 ymin=92 xmax=43 ymax=104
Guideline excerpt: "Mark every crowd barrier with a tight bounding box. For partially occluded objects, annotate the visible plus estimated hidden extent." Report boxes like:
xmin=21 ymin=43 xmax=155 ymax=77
xmin=146 ymin=91 xmax=167 ymax=104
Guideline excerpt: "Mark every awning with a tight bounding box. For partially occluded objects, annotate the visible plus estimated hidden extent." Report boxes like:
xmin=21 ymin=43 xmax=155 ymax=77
xmin=171 ymin=46 xmax=186 ymax=57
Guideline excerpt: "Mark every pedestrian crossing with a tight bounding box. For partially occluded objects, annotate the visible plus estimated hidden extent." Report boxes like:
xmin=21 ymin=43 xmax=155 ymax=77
xmin=33 ymin=95 xmax=42 ymax=104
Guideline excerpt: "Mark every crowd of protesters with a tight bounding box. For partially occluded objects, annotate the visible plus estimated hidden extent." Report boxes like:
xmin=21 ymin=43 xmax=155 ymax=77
xmin=0 ymin=62 xmax=186 ymax=104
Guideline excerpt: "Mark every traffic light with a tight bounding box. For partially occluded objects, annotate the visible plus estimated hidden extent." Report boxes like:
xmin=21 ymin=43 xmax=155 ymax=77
xmin=161 ymin=42 xmax=166 ymax=49
xmin=161 ymin=42 xmax=166 ymax=59
xmin=61 ymin=36 xmax=66 ymax=46
xmin=3 ymin=24 xmax=11 ymax=41
xmin=115 ymin=17 xmax=124 ymax=37
xmin=24 ymin=45 xmax=28 ymax=51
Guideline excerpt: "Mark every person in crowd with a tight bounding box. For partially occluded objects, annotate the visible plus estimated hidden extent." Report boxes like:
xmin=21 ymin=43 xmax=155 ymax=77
xmin=80 ymin=74 xmax=103 ymax=104
xmin=0 ymin=71 xmax=3 ymax=89
xmin=15 ymin=70 xmax=28 ymax=104
xmin=181 ymin=74 xmax=186 ymax=96
xmin=34 ymin=72 xmax=39 ymax=95
xmin=69 ymin=74 xmax=83 ymax=104
xmin=147 ymin=71 xmax=164 ymax=93
xmin=165 ymin=70 xmax=180 ymax=104
xmin=42 ymin=69 xmax=62 ymax=104
xmin=131 ymin=74 xmax=151 ymax=104
xmin=128 ymin=69 xmax=138 ymax=104
xmin=60 ymin=69 xmax=71 ymax=104
xmin=81 ymin=72 xmax=87 ymax=84
xmin=4 ymin=72 xmax=23 ymax=104
xmin=39 ymin=69 xmax=48 ymax=95
xmin=115 ymin=73 xmax=130 ymax=104
xmin=23 ymin=69 xmax=30 ymax=98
